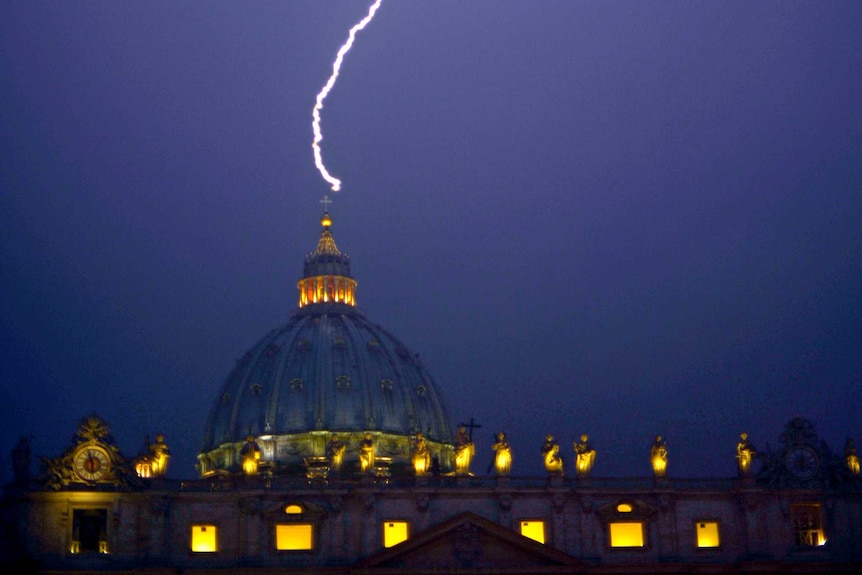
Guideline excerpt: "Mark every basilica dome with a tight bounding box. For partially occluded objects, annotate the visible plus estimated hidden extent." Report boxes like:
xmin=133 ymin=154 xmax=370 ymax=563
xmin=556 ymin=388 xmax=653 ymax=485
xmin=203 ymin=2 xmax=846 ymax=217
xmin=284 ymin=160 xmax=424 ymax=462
xmin=199 ymin=212 xmax=455 ymax=476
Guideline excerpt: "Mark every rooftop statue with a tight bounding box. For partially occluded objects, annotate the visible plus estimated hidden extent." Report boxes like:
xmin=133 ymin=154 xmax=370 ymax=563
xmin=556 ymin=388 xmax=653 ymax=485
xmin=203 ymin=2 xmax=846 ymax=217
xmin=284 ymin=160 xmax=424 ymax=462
xmin=149 ymin=434 xmax=169 ymax=478
xmin=454 ymin=427 xmax=474 ymax=475
xmin=574 ymin=434 xmax=596 ymax=477
xmin=359 ymin=433 xmax=375 ymax=473
xmin=240 ymin=436 xmax=261 ymax=476
xmin=492 ymin=432 xmax=512 ymax=476
xmin=326 ymin=435 xmax=346 ymax=473
xmin=412 ymin=432 xmax=430 ymax=475
xmin=542 ymin=434 xmax=564 ymax=474
xmin=736 ymin=432 xmax=756 ymax=476
xmin=651 ymin=435 xmax=668 ymax=478
xmin=846 ymin=438 xmax=860 ymax=476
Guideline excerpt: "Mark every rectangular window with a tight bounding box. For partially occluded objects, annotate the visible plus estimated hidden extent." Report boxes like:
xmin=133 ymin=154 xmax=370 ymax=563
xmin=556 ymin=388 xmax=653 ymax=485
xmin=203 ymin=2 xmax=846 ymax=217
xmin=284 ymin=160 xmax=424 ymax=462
xmin=383 ymin=521 xmax=409 ymax=548
xmin=275 ymin=524 xmax=314 ymax=551
xmin=791 ymin=504 xmax=826 ymax=547
xmin=609 ymin=522 xmax=644 ymax=548
xmin=520 ymin=520 xmax=546 ymax=544
xmin=695 ymin=521 xmax=720 ymax=548
xmin=71 ymin=509 xmax=108 ymax=554
xmin=190 ymin=524 xmax=218 ymax=553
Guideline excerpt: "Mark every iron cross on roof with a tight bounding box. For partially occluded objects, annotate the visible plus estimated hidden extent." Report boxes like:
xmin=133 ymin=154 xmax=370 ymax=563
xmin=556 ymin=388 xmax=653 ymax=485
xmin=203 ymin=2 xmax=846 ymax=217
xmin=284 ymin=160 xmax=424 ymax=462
xmin=458 ymin=417 xmax=482 ymax=441
xmin=320 ymin=195 xmax=333 ymax=212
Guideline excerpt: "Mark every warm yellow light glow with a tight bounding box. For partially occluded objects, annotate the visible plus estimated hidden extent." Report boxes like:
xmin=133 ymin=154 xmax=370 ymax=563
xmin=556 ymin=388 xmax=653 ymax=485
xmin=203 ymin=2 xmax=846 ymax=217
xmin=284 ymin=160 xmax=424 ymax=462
xmin=609 ymin=522 xmax=644 ymax=547
xmin=651 ymin=436 xmax=668 ymax=477
xmin=413 ymin=454 xmax=428 ymax=475
xmin=135 ymin=458 xmax=152 ymax=478
xmin=616 ymin=503 xmax=633 ymax=513
xmin=70 ymin=541 xmax=80 ymax=554
xmin=791 ymin=503 xmax=826 ymax=547
xmin=574 ymin=435 xmax=596 ymax=476
xmin=276 ymin=524 xmax=314 ymax=551
xmin=242 ymin=456 xmax=259 ymax=475
xmin=190 ymin=525 xmax=218 ymax=553
xmin=298 ymin=276 xmax=357 ymax=308
xmin=151 ymin=453 xmax=168 ymax=477
xmin=651 ymin=455 xmax=667 ymax=477
xmin=520 ymin=521 xmax=545 ymax=544
xmin=696 ymin=522 xmax=720 ymax=548
xmin=383 ymin=521 xmax=409 ymax=548
xmin=454 ymin=427 xmax=475 ymax=475
xmin=285 ymin=504 xmax=303 ymax=515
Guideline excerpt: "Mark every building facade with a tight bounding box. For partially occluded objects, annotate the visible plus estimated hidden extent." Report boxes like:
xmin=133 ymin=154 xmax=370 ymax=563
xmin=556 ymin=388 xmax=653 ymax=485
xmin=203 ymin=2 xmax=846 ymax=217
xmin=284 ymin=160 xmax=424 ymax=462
xmin=4 ymin=213 xmax=861 ymax=574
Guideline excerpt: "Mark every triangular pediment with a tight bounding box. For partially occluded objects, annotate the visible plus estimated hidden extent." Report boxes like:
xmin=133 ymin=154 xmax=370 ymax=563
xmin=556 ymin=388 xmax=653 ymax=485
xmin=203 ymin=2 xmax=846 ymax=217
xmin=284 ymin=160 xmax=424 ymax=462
xmin=355 ymin=511 xmax=582 ymax=573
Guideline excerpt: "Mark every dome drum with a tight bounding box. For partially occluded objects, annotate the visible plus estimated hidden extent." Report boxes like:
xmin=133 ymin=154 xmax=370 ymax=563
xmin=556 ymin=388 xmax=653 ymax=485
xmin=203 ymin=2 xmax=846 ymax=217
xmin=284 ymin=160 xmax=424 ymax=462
xmin=199 ymin=431 xmax=454 ymax=477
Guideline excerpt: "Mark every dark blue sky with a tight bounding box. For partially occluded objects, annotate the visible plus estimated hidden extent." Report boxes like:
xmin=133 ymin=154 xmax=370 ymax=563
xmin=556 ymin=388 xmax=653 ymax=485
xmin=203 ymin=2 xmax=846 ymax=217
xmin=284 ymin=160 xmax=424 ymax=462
xmin=2 ymin=1 xmax=861 ymax=479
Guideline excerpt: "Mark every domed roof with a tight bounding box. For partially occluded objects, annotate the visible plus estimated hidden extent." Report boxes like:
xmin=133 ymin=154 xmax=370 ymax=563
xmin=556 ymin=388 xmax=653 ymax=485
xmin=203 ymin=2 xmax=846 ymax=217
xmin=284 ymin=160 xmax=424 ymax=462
xmin=199 ymin=210 xmax=454 ymax=474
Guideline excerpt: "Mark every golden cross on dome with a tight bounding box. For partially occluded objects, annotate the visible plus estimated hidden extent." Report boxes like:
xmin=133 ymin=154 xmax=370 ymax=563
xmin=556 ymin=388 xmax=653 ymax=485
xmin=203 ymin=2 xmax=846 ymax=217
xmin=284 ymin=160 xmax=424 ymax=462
xmin=320 ymin=195 xmax=333 ymax=212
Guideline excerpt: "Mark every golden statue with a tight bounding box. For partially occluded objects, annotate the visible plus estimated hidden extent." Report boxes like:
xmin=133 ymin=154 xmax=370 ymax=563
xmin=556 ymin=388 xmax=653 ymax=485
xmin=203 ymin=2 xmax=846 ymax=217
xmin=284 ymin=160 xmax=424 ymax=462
xmin=651 ymin=435 xmax=668 ymax=478
xmin=240 ymin=436 xmax=261 ymax=476
xmin=492 ymin=432 xmax=512 ymax=476
xmin=359 ymin=433 xmax=375 ymax=473
xmin=149 ymin=433 xmax=170 ymax=478
xmin=326 ymin=435 xmax=346 ymax=473
xmin=574 ymin=434 xmax=596 ymax=476
xmin=412 ymin=432 xmax=430 ymax=475
xmin=846 ymin=439 xmax=861 ymax=476
xmin=542 ymin=434 xmax=564 ymax=474
xmin=454 ymin=426 xmax=475 ymax=475
xmin=736 ymin=432 xmax=756 ymax=476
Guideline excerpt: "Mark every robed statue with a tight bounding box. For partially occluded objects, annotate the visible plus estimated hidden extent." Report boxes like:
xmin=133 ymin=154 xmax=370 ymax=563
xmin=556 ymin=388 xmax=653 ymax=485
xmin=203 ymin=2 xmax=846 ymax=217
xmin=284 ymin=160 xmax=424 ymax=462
xmin=327 ymin=435 xmax=346 ymax=473
xmin=574 ymin=434 xmax=596 ymax=476
xmin=492 ymin=432 xmax=512 ymax=476
xmin=542 ymin=434 xmax=564 ymax=474
xmin=454 ymin=426 xmax=475 ymax=475
xmin=736 ymin=432 xmax=756 ymax=476
xmin=412 ymin=432 xmax=430 ymax=475
xmin=359 ymin=433 xmax=375 ymax=473
xmin=651 ymin=435 xmax=668 ymax=478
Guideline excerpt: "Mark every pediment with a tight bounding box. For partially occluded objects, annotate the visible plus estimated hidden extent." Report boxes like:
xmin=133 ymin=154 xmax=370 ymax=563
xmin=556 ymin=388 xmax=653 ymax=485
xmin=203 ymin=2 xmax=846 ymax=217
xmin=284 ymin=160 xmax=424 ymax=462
xmin=355 ymin=511 xmax=582 ymax=572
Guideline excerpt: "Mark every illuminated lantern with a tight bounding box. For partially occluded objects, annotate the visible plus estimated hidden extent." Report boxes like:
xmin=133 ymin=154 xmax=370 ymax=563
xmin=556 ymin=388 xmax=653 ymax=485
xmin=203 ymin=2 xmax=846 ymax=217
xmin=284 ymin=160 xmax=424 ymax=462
xmin=134 ymin=455 xmax=152 ymax=479
xmin=134 ymin=436 xmax=153 ymax=478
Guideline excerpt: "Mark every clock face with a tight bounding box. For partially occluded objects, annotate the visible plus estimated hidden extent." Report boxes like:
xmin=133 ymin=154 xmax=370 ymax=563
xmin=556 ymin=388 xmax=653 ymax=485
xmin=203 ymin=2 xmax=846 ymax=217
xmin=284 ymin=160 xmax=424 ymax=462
xmin=785 ymin=446 xmax=819 ymax=480
xmin=74 ymin=446 xmax=111 ymax=482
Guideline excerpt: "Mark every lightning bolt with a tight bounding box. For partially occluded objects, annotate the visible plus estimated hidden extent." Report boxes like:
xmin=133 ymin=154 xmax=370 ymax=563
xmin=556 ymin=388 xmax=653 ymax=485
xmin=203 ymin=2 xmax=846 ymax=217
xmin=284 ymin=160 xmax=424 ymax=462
xmin=312 ymin=0 xmax=384 ymax=192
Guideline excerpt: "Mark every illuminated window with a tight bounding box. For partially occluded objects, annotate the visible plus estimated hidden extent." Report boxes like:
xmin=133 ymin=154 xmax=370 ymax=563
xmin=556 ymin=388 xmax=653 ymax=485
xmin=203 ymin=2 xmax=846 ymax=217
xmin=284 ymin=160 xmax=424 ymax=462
xmin=190 ymin=525 xmax=218 ymax=553
xmin=71 ymin=509 xmax=108 ymax=554
xmin=609 ymin=522 xmax=644 ymax=548
xmin=616 ymin=503 xmax=633 ymax=513
xmin=695 ymin=522 xmax=720 ymax=548
xmin=791 ymin=504 xmax=826 ymax=547
xmin=520 ymin=520 xmax=546 ymax=544
xmin=275 ymin=524 xmax=314 ymax=551
xmin=284 ymin=504 xmax=303 ymax=515
xmin=383 ymin=521 xmax=409 ymax=548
